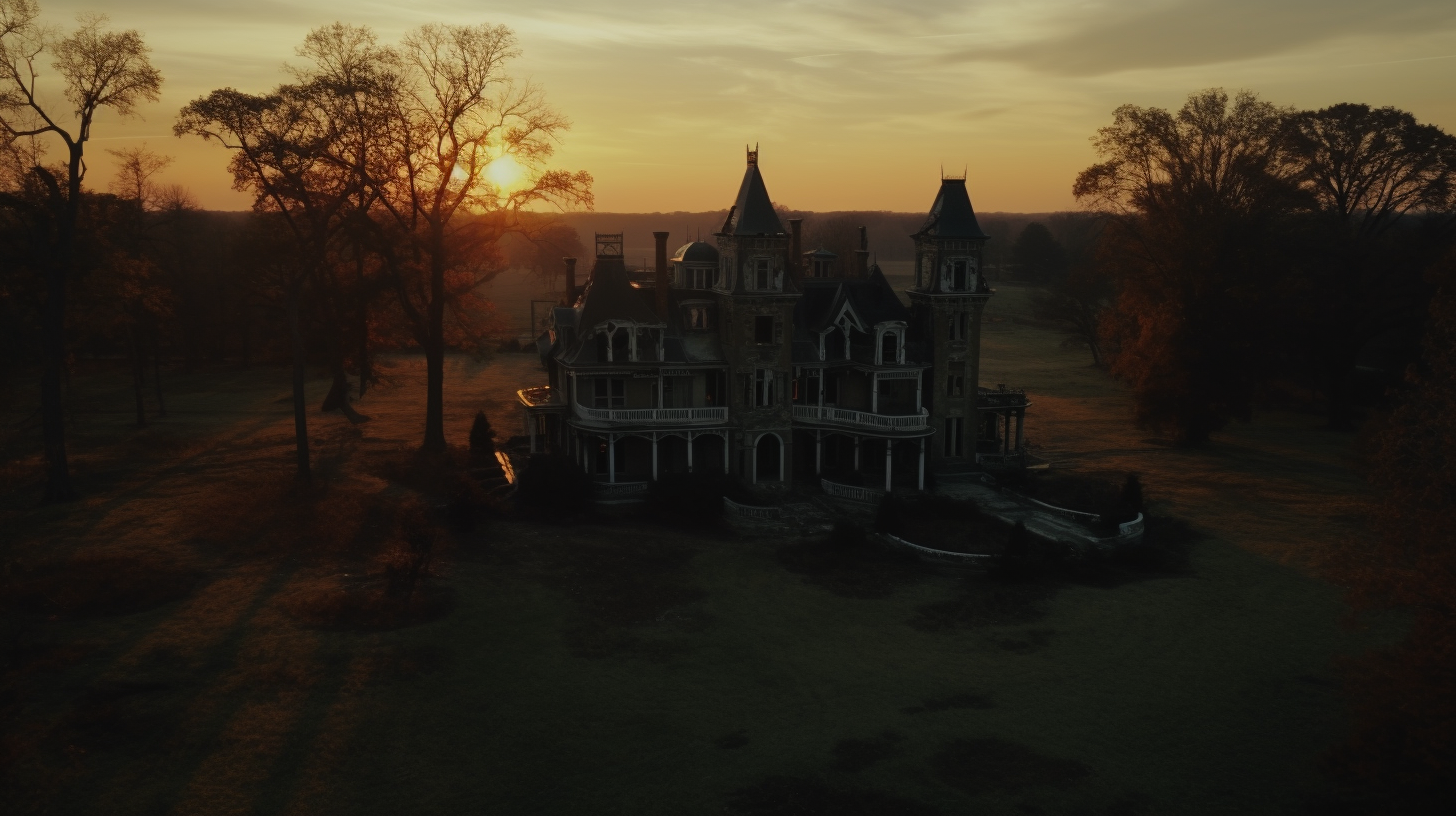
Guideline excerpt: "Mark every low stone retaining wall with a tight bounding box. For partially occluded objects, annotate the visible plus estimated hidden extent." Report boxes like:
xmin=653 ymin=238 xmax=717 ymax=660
xmin=820 ymin=479 xmax=885 ymax=505
xmin=722 ymin=497 xmax=781 ymax=521
xmin=880 ymin=533 xmax=996 ymax=568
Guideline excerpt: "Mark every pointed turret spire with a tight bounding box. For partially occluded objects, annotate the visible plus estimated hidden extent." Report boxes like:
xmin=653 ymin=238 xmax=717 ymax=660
xmin=916 ymin=176 xmax=988 ymax=240
xmin=723 ymin=145 xmax=783 ymax=236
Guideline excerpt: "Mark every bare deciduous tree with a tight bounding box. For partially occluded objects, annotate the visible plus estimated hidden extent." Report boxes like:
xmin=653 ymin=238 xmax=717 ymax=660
xmin=1 ymin=0 xmax=162 ymax=500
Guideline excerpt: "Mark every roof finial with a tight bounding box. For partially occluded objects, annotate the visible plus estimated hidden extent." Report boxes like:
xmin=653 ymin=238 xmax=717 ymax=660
xmin=747 ymin=143 xmax=758 ymax=166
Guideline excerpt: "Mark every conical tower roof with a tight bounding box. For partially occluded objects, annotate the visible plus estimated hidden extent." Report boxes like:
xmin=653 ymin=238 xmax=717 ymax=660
xmin=916 ymin=177 xmax=989 ymax=240
xmin=723 ymin=146 xmax=784 ymax=236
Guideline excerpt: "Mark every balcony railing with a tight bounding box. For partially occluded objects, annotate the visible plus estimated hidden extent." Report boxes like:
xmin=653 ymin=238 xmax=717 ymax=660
xmin=574 ymin=405 xmax=728 ymax=425
xmin=793 ymin=404 xmax=929 ymax=431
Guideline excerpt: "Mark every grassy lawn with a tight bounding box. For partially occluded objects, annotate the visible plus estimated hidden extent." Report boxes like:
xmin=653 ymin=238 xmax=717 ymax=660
xmin=0 ymin=287 xmax=1388 ymax=814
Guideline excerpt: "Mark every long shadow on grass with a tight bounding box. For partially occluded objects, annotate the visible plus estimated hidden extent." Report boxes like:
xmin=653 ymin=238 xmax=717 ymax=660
xmin=504 ymin=524 xmax=708 ymax=659
xmin=726 ymin=775 xmax=941 ymax=816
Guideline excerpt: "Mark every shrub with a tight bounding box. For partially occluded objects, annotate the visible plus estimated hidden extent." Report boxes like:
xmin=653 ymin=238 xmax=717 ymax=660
xmin=995 ymin=521 xmax=1034 ymax=581
xmin=469 ymin=411 xmax=499 ymax=468
xmin=648 ymin=472 xmax=733 ymax=528
xmin=516 ymin=454 xmax=593 ymax=519
xmin=385 ymin=503 xmax=436 ymax=603
xmin=827 ymin=520 xmax=867 ymax=550
xmin=875 ymin=493 xmax=905 ymax=535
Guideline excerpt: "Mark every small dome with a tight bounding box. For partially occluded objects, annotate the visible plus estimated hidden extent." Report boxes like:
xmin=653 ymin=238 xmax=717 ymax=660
xmin=672 ymin=241 xmax=719 ymax=264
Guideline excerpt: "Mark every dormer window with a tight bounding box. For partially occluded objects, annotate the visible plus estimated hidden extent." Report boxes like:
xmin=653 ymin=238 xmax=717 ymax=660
xmin=686 ymin=306 xmax=711 ymax=330
xmin=877 ymin=327 xmax=904 ymax=365
xmin=754 ymin=258 xmax=772 ymax=290
xmin=813 ymin=258 xmax=831 ymax=277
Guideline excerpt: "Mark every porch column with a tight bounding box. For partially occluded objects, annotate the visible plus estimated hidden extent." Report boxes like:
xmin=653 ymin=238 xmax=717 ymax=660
xmin=871 ymin=373 xmax=879 ymax=414
xmin=1003 ymin=413 xmax=1011 ymax=455
xmin=853 ymin=435 xmax=861 ymax=470
xmin=651 ymin=433 xmax=659 ymax=481
xmin=687 ymin=432 xmax=694 ymax=472
xmin=722 ymin=433 xmax=729 ymax=474
xmin=608 ymin=434 xmax=617 ymax=484
xmin=818 ymin=369 xmax=825 ymax=407
xmin=918 ymin=437 xmax=925 ymax=491
xmin=815 ymin=431 xmax=822 ymax=475
xmin=1015 ymin=410 xmax=1025 ymax=452
xmin=657 ymin=376 xmax=664 ymax=409
xmin=526 ymin=408 xmax=536 ymax=454
xmin=884 ymin=439 xmax=893 ymax=492
xmin=915 ymin=374 xmax=923 ymax=411
xmin=752 ymin=435 xmax=758 ymax=484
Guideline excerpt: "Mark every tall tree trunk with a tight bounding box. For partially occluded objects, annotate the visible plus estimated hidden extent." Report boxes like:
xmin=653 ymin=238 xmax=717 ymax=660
xmin=287 ymin=282 xmax=312 ymax=482
xmin=40 ymin=256 xmax=75 ymax=501
xmin=355 ymin=247 xmax=370 ymax=397
xmin=422 ymin=239 xmax=447 ymax=452
xmin=130 ymin=326 xmax=147 ymax=427
xmin=151 ymin=322 xmax=166 ymax=417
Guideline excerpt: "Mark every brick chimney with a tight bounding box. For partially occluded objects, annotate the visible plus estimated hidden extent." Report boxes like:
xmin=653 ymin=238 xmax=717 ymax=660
xmin=562 ymin=257 xmax=577 ymax=306
xmin=653 ymin=231 xmax=670 ymax=318
xmin=788 ymin=218 xmax=803 ymax=281
xmin=854 ymin=225 xmax=869 ymax=278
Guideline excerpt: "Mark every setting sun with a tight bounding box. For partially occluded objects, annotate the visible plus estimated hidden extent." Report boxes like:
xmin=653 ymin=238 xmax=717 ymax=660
xmin=485 ymin=153 xmax=527 ymax=193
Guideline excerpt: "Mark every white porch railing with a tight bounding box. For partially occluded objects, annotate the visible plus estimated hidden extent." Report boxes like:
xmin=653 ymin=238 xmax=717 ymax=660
xmin=793 ymin=405 xmax=929 ymax=431
xmin=820 ymin=478 xmax=885 ymax=504
xmin=574 ymin=405 xmax=728 ymax=425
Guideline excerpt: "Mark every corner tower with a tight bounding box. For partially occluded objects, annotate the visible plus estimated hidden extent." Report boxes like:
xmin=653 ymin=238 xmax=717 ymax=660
xmin=908 ymin=174 xmax=994 ymax=466
xmin=714 ymin=146 xmax=799 ymax=487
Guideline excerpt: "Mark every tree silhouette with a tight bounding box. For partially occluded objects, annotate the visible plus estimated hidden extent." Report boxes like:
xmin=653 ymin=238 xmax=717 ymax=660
xmin=1075 ymin=89 xmax=1300 ymax=446
xmin=1 ymin=0 xmax=163 ymax=500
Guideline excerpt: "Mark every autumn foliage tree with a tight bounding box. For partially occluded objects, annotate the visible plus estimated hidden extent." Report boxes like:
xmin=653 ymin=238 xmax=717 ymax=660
xmin=1075 ymin=89 xmax=1302 ymax=445
xmin=1330 ymin=249 xmax=1456 ymax=813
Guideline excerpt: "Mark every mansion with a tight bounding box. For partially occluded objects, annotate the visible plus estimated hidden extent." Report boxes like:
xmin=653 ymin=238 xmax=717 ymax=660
xmin=517 ymin=148 xmax=1029 ymax=492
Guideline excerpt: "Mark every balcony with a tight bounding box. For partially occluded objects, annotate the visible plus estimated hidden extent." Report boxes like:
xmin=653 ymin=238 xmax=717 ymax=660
xmin=573 ymin=405 xmax=728 ymax=426
xmin=792 ymin=404 xmax=930 ymax=432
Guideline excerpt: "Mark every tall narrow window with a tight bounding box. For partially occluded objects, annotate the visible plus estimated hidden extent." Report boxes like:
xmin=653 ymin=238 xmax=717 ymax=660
xmin=880 ymin=331 xmax=898 ymax=365
xmin=951 ymin=259 xmax=968 ymax=291
xmin=944 ymin=417 xmax=963 ymax=456
xmin=594 ymin=378 xmax=625 ymax=409
xmin=755 ymin=258 xmax=771 ymax=290
xmin=755 ymin=369 xmax=775 ymax=407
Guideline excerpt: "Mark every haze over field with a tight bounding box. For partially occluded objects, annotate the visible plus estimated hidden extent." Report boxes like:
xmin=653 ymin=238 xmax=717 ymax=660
xmin=33 ymin=0 xmax=1456 ymax=213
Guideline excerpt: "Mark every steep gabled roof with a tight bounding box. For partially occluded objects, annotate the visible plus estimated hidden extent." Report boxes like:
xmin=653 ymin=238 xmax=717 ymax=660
xmin=725 ymin=151 xmax=784 ymax=236
xmin=576 ymin=257 xmax=662 ymax=329
xmin=916 ymin=177 xmax=989 ymax=240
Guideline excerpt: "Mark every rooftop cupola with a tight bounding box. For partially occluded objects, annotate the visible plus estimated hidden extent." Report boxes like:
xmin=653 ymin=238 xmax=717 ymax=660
xmin=911 ymin=174 xmax=990 ymax=294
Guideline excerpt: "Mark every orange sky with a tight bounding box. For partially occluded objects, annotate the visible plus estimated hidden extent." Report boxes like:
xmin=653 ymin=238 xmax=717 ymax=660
xmin=26 ymin=1 xmax=1456 ymax=213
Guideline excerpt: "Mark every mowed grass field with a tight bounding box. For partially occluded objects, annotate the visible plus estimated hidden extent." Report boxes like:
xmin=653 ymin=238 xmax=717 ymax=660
xmin=0 ymin=274 xmax=1389 ymax=815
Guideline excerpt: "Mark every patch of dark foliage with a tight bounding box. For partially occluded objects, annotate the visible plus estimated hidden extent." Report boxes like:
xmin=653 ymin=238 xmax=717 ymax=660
xmin=515 ymin=454 xmax=593 ymax=521
xmin=3 ymin=555 xmax=200 ymax=619
xmin=896 ymin=495 xmax=1000 ymax=554
xmin=726 ymin=776 xmax=941 ymax=816
xmin=833 ymin=730 xmax=903 ymax=773
xmin=993 ymin=628 xmax=1056 ymax=653
xmin=874 ymin=493 xmax=905 ymax=535
xmin=647 ymin=472 xmax=751 ymax=529
xmin=362 ymin=643 xmax=455 ymax=683
xmin=521 ymin=528 xmax=706 ymax=658
xmin=931 ymin=738 xmax=1091 ymax=795
xmin=902 ymin=691 xmax=995 ymax=714
xmin=22 ymin=678 xmax=188 ymax=766
xmin=777 ymin=522 xmax=922 ymax=599
xmin=909 ymin=573 xmax=1059 ymax=631
xmin=286 ymin=502 xmax=455 ymax=631
xmin=716 ymin=730 xmax=750 ymax=749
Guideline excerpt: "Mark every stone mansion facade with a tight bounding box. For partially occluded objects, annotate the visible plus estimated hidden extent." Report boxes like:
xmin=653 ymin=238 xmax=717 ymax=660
xmin=517 ymin=148 xmax=1029 ymax=492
